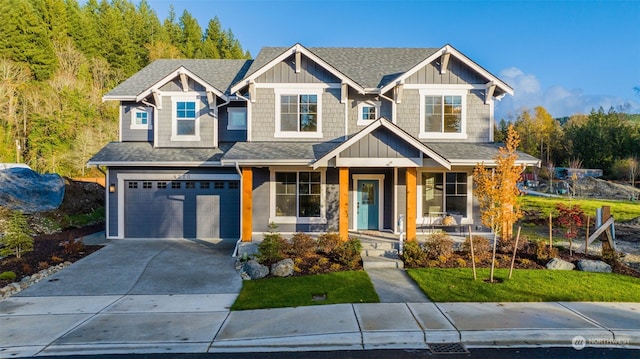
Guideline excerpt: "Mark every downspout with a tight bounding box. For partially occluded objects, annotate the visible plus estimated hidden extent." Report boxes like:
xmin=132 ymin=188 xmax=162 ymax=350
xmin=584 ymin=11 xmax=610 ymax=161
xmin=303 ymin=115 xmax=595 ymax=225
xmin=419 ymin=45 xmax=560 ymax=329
xmin=234 ymin=93 xmax=251 ymax=141
xmin=141 ymin=99 xmax=158 ymax=148
xmin=232 ymin=161 xmax=243 ymax=257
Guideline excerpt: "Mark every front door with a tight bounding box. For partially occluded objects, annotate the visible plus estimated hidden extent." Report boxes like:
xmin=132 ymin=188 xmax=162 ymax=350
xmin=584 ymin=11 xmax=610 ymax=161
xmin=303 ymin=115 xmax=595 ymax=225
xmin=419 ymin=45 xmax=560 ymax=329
xmin=357 ymin=180 xmax=379 ymax=230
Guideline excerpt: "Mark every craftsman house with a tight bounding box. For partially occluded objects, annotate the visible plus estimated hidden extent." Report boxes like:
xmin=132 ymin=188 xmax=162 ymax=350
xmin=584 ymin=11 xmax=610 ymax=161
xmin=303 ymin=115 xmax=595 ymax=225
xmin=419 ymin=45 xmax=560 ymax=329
xmin=89 ymin=43 xmax=539 ymax=241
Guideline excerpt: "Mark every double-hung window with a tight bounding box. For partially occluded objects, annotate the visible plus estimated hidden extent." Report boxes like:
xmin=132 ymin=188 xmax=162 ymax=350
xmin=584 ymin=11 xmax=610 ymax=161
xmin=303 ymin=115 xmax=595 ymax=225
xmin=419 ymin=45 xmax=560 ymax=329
xmin=274 ymin=88 xmax=323 ymax=138
xmin=420 ymin=172 xmax=468 ymax=217
xmin=271 ymin=170 xmax=325 ymax=223
xmin=130 ymin=107 xmax=152 ymax=130
xmin=172 ymin=96 xmax=200 ymax=141
xmin=419 ymin=89 xmax=466 ymax=139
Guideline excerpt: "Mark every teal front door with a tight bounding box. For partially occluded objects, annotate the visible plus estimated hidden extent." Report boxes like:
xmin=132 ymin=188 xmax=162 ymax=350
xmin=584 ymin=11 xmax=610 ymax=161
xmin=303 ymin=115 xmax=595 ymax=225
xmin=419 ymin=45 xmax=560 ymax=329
xmin=357 ymin=180 xmax=379 ymax=230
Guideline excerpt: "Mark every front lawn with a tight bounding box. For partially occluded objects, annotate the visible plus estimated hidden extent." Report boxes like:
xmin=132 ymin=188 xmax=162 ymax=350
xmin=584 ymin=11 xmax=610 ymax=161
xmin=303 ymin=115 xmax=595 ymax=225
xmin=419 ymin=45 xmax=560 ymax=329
xmin=519 ymin=196 xmax=640 ymax=222
xmin=231 ymin=270 xmax=379 ymax=310
xmin=407 ymin=268 xmax=640 ymax=302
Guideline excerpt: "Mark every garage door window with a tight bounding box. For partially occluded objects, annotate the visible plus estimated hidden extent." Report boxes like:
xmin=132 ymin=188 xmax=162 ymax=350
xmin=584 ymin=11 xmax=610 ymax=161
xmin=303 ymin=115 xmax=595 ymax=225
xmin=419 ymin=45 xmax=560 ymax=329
xmin=200 ymin=182 xmax=210 ymax=189
xmin=157 ymin=182 xmax=167 ymax=189
xmin=171 ymin=182 xmax=181 ymax=189
xmin=128 ymin=182 xmax=138 ymax=189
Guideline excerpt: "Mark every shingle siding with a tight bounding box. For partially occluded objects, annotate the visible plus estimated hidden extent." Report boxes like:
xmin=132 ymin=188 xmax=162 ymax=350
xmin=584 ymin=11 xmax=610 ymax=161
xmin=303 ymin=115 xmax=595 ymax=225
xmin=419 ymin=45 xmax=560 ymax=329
xmin=395 ymin=89 xmax=421 ymax=135
xmin=120 ymin=102 xmax=152 ymax=142
xmin=156 ymin=94 xmax=216 ymax=148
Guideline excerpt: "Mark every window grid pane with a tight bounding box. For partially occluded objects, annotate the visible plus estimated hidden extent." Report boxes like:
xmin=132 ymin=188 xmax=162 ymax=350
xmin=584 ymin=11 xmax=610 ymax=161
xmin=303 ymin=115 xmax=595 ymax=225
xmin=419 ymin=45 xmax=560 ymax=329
xmin=135 ymin=112 xmax=148 ymax=125
xmin=275 ymin=171 xmax=321 ymax=218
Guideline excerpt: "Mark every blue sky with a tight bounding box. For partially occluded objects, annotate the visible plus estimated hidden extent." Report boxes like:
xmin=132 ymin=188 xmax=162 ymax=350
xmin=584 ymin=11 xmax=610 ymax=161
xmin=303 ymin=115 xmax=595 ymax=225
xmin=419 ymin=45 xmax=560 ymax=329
xmin=142 ymin=0 xmax=639 ymax=120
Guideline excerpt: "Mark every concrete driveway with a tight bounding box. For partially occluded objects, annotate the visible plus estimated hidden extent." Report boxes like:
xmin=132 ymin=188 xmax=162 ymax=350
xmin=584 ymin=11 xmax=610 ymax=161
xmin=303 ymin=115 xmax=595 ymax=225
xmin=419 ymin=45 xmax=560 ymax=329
xmin=15 ymin=236 xmax=243 ymax=297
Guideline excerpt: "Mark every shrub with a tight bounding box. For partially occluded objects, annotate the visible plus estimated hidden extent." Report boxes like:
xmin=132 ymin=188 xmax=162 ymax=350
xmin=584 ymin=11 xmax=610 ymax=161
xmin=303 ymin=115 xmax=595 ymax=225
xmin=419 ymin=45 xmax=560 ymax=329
xmin=462 ymin=235 xmax=491 ymax=261
xmin=0 ymin=271 xmax=17 ymax=281
xmin=423 ymin=232 xmax=454 ymax=259
xmin=455 ymin=258 xmax=467 ymax=267
xmin=62 ymin=238 xmax=85 ymax=255
xmin=288 ymin=232 xmax=316 ymax=257
xmin=329 ymin=238 xmax=362 ymax=269
xmin=400 ymin=240 xmax=427 ymax=267
xmin=531 ymin=240 xmax=558 ymax=261
xmin=317 ymin=232 xmax=341 ymax=254
xmin=257 ymin=233 xmax=287 ymax=264
xmin=0 ymin=211 xmax=33 ymax=259
xmin=497 ymin=235 xmax=530 ymax=254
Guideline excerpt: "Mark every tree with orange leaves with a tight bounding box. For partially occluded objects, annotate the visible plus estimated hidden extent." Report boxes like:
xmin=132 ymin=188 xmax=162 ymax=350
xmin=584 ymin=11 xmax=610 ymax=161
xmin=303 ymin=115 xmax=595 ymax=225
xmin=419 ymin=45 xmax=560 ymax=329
xmin=473 ymin=124 xmax=524 ymax=240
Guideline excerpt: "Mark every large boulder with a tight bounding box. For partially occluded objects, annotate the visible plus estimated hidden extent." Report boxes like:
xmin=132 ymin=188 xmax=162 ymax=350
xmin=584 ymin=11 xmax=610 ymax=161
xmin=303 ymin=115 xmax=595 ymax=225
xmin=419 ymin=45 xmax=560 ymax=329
xmin=271 ymin=258 xmax=294 ymax=277
xmin=243 ymin=260 xmax=269 ymax=279
xmin=576 ymin=259 xmax=612 ymax=273
xmin=0 ymin=167 xmax=64 ymax=213
xmin=546 ymin=258 xmax=575 ymax=270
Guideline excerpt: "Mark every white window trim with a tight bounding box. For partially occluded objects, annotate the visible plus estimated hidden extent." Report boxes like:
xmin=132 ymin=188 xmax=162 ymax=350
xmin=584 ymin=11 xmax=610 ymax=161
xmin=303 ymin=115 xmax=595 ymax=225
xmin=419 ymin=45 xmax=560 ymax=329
xmin=419 ymin=88 xmax=467 ymax=140
xmin=269 ymin=168 xmax=327 ymax=224
xmin=416 ymin=170 xmax=471 ymax=221
xmin=227 ymin=107 xmax=247 ymax=130
xmin=171 ymin=95 xmax=201 ymax=141
xmin=130 ymin=107 xmax=152 ymax=130
xmin=274 ymin=88 xmax=323 ymax=138
xmin=356 ymin=100 xmax=381 ymax=126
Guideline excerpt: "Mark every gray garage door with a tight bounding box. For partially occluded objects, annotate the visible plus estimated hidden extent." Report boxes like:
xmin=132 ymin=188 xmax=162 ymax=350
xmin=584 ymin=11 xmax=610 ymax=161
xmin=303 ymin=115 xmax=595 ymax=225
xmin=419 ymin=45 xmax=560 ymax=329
xmin=124 ymin=180 xmax=240 ymax=238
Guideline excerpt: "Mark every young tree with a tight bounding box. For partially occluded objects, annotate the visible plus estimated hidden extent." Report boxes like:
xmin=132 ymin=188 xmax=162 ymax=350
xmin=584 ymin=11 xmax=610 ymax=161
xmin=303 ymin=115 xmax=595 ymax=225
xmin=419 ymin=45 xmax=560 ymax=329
xmin=0 ymin=210 xmax=33 ymax=259
xmin=473 ymin=124 xmax=524 ymax=240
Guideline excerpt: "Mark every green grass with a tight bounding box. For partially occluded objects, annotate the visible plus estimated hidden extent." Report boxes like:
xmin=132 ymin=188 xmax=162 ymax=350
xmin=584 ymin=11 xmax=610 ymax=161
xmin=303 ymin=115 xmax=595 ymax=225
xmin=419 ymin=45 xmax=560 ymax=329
xmin=231 ymin=270 xmax=379 ymax=310
xmin=519 ymin=196 xmax=640 ymax=222
xmin=407 ymin=268 xmax=640 ymax=302
xmin=68 ymin=207 xmax=106 ymax=227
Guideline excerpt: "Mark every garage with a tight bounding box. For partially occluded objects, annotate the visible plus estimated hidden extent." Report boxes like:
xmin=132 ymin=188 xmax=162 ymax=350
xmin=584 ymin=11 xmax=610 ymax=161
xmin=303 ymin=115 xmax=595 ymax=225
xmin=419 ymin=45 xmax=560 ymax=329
xmin=124 ymin=179 xmax=240 ymax=239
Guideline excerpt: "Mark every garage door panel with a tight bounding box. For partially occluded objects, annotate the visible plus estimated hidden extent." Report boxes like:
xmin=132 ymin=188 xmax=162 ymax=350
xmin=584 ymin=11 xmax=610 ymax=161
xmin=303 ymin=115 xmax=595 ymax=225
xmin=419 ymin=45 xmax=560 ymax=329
xmin=124 ymin=179 xmax=239 ymax=239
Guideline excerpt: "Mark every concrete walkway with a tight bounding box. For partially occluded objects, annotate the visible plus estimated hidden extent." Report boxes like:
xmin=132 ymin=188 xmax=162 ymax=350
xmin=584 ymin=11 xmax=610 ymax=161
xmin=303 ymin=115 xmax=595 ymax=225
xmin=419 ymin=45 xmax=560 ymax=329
xmin=366 ymin=268 xmax=431 ymax=303
xmin=1 ymin=233 xmax=639 ymax=357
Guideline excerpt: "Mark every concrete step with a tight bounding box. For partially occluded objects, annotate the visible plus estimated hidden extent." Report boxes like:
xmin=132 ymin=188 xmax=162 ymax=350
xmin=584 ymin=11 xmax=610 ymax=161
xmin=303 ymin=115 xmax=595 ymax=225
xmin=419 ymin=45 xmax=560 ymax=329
xmin=361 ymin=248 xmax=399 ymax=258
xmin=360 ymin=241 xmax=396 ymax=251
xmin=362 ymin=256 xmax=404 ymax=269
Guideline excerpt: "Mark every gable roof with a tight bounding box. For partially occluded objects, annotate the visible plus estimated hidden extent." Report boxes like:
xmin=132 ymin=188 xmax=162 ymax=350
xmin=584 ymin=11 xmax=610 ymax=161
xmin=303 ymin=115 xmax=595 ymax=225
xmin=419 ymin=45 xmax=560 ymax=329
xmin=313 ymin=118 xmax=451 ymax=170
xmin=103 ymin=59 xmax=252 ymax=101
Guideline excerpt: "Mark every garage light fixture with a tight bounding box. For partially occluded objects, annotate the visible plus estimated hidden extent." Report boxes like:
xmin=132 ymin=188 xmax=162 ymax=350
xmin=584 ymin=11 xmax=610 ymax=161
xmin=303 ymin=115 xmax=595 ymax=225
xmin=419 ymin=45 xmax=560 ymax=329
xmin=109 ymin=183 xmax=116 ymax=193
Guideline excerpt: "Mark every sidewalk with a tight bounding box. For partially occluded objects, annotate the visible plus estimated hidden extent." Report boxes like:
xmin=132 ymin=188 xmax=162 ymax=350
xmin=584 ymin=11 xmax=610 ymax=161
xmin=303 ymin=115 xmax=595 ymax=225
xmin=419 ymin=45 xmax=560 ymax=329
xmin=2 ymin=296 xmax=638 ymax=357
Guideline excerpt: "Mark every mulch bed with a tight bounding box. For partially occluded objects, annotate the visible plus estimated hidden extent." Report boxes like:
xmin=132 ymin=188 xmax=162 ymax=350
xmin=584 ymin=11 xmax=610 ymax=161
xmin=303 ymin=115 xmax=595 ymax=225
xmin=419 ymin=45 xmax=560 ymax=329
xmin=0 ymin=223 xmax=105 ymax=287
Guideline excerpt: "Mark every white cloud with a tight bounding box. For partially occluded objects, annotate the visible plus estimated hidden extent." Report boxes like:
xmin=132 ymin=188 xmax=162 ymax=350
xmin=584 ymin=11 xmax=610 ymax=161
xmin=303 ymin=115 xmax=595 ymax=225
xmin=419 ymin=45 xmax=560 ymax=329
xmin=494 ymin=67 xmax=640 ymax=120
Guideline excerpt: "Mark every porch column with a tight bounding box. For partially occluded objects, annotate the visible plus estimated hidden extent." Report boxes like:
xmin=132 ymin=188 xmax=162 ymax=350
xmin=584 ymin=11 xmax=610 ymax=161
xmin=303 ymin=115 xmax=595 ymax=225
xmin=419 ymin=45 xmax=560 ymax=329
xmin=339 ymin=167 xmax=349 ymax=240
xmin=406 ymin=167 xmax=417 ymax=240
xmin=241 ymin=167 xmax=253 ymax=242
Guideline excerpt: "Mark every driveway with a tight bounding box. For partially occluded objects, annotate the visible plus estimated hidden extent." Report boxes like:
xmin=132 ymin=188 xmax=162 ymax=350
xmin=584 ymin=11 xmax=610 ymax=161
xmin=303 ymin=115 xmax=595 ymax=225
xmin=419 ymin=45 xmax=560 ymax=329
xmin=15 ymin=236 xmax=243 ymax=297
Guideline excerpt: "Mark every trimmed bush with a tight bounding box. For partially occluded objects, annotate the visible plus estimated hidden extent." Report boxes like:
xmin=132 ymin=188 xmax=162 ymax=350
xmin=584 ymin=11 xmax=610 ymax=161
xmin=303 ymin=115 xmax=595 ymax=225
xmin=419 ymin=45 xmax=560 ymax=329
xmin=287 ymin=232 xmax=316 ymax=257
xmin=400 ymin=240 xmax=427 ymax=267
xmin=0 ymin=271 xmax=17 ymax=281
xmin=329 ymin=238 xmax=362 ymax=269
xmin=462 ymin=235 xmax=491 ymax=261
xmin=317 ymin=232 xmax=341 ymax=255
xmin=423 ymin=231 xmax=454 ymax=259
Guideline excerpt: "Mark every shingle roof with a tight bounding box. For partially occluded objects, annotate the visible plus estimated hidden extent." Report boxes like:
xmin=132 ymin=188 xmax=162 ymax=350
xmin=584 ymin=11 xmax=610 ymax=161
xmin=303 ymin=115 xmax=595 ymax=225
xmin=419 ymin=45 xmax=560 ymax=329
xmin=245 ymin=47 xmax=440 ymax=89
xmin=88 ymin=142 xmax=227 ymax=165
xmin=426 ymin=142 xmax=540 ymax=165
xmin=223 ymin=141 xmax=342 ymax=162
xmin=105 ymin=59 xmax=252 ymax=98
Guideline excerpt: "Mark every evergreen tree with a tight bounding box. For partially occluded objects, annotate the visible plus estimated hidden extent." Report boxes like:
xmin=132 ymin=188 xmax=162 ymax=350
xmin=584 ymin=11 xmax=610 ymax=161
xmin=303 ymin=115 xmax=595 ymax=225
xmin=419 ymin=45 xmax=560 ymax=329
xmin=0 ymin=211 xmax=33 ymax=259
xmin=178 ymin=9 xmax=203 ymax=58
xmin=201 ymin=18 xmax=223 ymax=58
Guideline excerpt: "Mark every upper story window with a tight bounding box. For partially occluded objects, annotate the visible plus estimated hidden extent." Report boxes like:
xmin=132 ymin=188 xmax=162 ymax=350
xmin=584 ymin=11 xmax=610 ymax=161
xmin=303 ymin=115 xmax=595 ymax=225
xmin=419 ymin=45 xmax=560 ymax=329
xmin=227 ymin=107 xmax=247 ymax=130
xmin=130 ymin=107 xmax=152 ymax=130
xmin=274 ymin=88 xmax=323 ymax=138
xmin=171 ymin=96 xmax=201 ymax=141
xmin=357 ymin=101 xmax=381 ymax=126
xmin=419 ymin=89 xmax=467 ymax=139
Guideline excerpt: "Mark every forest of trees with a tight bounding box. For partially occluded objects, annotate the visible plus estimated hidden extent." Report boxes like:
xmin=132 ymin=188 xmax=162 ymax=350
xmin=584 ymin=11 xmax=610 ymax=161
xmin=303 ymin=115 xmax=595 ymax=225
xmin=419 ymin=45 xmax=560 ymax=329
xmin=0 ymin=0 xmax=249 ymax=176
xmin=496 ymin=106 xmax=640 ymax=180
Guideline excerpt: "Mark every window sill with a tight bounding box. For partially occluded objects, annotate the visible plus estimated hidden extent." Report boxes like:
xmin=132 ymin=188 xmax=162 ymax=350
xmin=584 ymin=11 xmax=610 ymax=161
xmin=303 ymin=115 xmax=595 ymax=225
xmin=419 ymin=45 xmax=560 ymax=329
xmin=274 ymin=131 xmax=323 ymax=139
xmin=356 ymin=119 xmax=375 ymax=126
xmin=270 ymin=217 xmax=327 ymax=225
xmin=419 ymin=132 xmax=468 ymax=140
xmin=130 ymin=125 xmax=152 ymax=130
xmin=171 ymin=135 xmax=201 ymax=142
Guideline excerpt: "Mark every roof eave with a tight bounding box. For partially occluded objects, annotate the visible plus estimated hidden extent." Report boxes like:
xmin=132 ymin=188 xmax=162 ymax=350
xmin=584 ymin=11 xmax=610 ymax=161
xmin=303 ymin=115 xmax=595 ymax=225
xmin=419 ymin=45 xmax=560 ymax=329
xmin=87 ymin=161 xmax=223 ymax=167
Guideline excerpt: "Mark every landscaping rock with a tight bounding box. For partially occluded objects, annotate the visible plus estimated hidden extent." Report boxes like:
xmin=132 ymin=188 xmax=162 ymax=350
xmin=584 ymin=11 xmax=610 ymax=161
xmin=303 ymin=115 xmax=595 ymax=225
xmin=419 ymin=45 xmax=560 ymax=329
xmin=546 ymin=258 xmax=575 ymax=270
xmin=243 ymin=260 xmax=269 ymax=279
xmin=576 ymin=259 xmax=612 ymax=273
xmin=271 ymin=258 xmax=294 ymax=277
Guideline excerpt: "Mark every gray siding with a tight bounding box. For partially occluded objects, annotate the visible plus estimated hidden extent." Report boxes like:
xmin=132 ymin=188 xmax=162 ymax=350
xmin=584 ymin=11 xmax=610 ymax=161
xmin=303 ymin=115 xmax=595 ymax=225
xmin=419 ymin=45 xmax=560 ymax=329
xmin=120 ymin=102 xmax=153 ymax=142
xmin=346 ymin=90 xmax=392 ymax=132
xmin=218 ymin=102 xmax=247 ymax=142
xmin=395 ymin=89 xmax=421 ymax=136
xmin=396 ymin=169 xmax=406 ymax=231
xmin=255 ymin=54 xmax=340 ymax=84
xmin=348 ymin=168 xmax=394 ymax=230
xmin=251 ymin=168 xmax=271 ymax=233
xmin=156 ymin=94 xmax=216 ymax=148
xmin=405 ymin=57 xmax=485 ymax=85
xmin=339 ymin=127 xmax=421 ymax=159
xmin=250 ymin=88 xmax=345 ymax=142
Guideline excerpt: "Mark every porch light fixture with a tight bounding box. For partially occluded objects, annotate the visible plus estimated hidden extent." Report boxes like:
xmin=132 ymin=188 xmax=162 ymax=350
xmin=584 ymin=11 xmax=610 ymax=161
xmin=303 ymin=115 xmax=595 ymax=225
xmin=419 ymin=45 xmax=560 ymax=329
xmin=109 ymin=183 xmax=116 ymax=193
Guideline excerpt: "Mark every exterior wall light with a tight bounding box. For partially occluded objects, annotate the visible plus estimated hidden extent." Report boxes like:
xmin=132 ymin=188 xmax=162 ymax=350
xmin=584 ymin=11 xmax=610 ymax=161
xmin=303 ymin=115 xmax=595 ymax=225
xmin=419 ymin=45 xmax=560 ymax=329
xmin=109 ymin=183 xmax=116 ymax=193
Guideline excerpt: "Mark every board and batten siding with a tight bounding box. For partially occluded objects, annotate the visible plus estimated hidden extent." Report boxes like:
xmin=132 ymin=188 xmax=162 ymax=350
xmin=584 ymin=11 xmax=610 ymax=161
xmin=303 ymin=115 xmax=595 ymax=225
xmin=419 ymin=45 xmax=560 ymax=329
xmin=120 ymin=101 xmax=152 ymax=142
xmin=405 ymin=57 xmax=485 ymax=85
xmin=255 ymin=54 xmax=340 ymax=84
xmin=339 ymin=127 xmax=421 ymax=159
